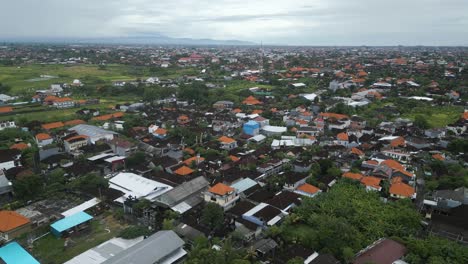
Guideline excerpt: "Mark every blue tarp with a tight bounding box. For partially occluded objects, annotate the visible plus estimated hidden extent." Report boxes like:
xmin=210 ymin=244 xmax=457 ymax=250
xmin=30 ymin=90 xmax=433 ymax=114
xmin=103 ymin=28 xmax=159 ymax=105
xmin=0 ymin=242 xmax=40 ymax=264
xmin=50 ymin=211 xmax=93 ymax=235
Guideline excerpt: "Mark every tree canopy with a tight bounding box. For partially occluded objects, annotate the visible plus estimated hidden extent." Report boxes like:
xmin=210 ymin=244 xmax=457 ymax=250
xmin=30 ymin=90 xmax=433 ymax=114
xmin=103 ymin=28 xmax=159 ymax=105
xmin=278 ymin=182 xmax=422 ymax=261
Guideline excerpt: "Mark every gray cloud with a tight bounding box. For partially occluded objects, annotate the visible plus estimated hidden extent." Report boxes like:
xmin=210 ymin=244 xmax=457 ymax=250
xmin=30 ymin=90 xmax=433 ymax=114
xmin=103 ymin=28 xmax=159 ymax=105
xmin=0 ymin=0 xmax=467 ymax=45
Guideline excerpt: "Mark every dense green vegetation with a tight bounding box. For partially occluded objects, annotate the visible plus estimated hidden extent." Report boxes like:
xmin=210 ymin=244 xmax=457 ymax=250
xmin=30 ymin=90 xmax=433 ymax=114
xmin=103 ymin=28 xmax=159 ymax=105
xmin=273 ymin=182 xmax=420 ymax=261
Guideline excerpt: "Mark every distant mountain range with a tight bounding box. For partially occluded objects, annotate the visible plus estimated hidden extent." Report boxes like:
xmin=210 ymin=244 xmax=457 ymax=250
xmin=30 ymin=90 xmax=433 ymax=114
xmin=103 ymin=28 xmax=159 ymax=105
xmin=0 ymin=33 xmax=256 ymax=46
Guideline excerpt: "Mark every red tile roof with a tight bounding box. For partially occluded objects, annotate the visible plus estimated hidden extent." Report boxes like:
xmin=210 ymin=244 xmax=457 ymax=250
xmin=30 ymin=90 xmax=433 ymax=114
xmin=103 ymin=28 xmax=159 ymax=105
xmin=0 ymin=106 xmax=13 ymax=113
xmin=218 ymin=136 xmax=236 ymax=144
xmin=432 ymin=154 xmax=445 ymax=161
xmin=41 ymin=121 xmax=64 ymax=130
xmin=381 ymin=159 xmax=405 ymax=171
xmin=183 ymin=156 xmax=205 ymax=166
xmin=64 ymin=119 xmax=86 ymax=126
xmin=337 ymin=132 xmax=349 ymax=141
xmin=242 ymin=96 xmax=261 ymax=105
xmin=0 ymin=211 xmax=30 ymax=232
xmin=390 ymin=182 xmax=415 ymax=198
xmin=174 ymin=166 xmax=194 ymax=176
xmin=10 ymin=143 xmax=29 ymax=151
xmin=296 ymin=183 xmax=320 ymax=195
xmin=319 ymin=112 xmax=349 ymax=120
xmin=208 ymin=183 xmax=234 ymax=196
xmin=351 ymin=147 xmax=364 ymax=156
xmin=342 ymin=172 xmax=363 ymax=181
xmin=35 ymin=133 xmax=52 ymax=140
xmin=360 ymin=176 xmax=382 ymax=189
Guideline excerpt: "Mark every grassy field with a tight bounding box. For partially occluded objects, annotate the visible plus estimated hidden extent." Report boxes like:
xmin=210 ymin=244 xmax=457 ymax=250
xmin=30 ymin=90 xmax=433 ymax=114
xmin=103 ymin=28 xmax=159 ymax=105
xmin=0 ymin=97 xmax=137 ymax=122
xmin=402 ymin=105 xmax=462 ymax=128
xmin=0 ymin=64 xmax=199 ymax=95
xmin=32 ymin=214 xmax=127 ymax=264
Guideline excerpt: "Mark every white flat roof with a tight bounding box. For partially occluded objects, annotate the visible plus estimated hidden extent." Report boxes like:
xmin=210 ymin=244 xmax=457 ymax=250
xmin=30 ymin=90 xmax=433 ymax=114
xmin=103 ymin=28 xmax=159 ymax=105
xmin=408 ymin=96 xmax=433 ymax=101
xmin=88 ymin=153 xmax=114 ymax=161
xmin=104 ymin=156 xmax=126 ymax=163
xmin=302 ymin=93 xmax=317 ymax=101
xmin=62 ymin=198 xmax=100 ymax=217
xmin=243 ymin=203 xmax=268 ymax=217
xmin=378 ymin=136 xmax=400 ymax=141
xmin=109 ymin=172 xmax=172 ymax=201
xmin=249 ymin=134 xmax=266 ymax=142
xmin=262 ymin=126 xmax=287 ymax=133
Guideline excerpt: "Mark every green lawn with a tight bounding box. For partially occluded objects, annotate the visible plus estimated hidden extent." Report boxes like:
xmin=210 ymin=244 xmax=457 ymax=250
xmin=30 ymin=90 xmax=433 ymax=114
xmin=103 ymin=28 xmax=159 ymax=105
xmin=402 ymin=106 xmax=462 ymax=128
xmin=32 ymin=215 xmax=127 ymax=264
xmin=0 ymin=64 xmax=200 ymax=95
xmin=0 ymin=98 xmax=136 ymax=122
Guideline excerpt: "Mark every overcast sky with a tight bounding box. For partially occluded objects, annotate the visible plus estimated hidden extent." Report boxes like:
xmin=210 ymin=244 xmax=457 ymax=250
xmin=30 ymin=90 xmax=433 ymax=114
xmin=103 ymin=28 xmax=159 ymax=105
xmin=2 ymin=0 xmax=468 ymax=45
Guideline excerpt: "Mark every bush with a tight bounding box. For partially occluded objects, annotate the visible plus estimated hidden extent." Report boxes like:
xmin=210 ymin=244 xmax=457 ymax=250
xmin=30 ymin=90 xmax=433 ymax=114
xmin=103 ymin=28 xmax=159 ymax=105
xmin=118 ymin=226 xmax=150 ymax=239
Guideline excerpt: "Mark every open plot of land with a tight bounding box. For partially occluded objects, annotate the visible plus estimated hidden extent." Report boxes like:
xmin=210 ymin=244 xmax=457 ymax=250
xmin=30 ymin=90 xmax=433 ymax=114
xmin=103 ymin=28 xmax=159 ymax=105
xmin=0 ymin=64 xmax=199 ymax=95
xmin=0 ymin=97 xmax=137 ymax=122
xmin=32 ymin=214 xmax=127 ymax=264
xmin=402 ymin=106 xmax=462 ymax=128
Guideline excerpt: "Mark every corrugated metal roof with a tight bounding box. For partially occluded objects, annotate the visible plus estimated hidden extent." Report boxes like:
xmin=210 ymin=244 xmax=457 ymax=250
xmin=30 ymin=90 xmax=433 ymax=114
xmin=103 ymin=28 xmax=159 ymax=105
xmin=51 ymin=211 xmax=93 ymax=233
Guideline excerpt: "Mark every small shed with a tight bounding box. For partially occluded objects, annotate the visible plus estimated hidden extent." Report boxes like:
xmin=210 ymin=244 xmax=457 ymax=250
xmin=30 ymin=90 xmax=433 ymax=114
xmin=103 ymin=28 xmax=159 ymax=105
xmin=50 ymin=211 xmax=93 ymax=237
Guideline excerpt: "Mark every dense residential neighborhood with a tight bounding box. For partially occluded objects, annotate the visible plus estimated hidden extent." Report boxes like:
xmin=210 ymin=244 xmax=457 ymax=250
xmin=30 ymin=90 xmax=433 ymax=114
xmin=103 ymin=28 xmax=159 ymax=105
xmin=0 ymin=44 xmax=467 ymax=264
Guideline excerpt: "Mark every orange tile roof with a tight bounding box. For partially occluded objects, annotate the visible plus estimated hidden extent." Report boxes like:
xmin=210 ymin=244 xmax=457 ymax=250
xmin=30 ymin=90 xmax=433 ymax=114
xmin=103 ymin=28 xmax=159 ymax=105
xmin=44 ymin=95 xmax=59 ymax=102
xmin=390 ymin=137 xmax=405 ymax=147
xmin=35 ymin=133 xmax=52 ymax=140
xmin=242 ymin=96 xmax=261 ymax=105
xmin=92 ymin=112 xmax=124 ymax=121
xmin=390 ymin=182 xmax=415 ymax=198
xmin=319 ymin=112 xmax=349 ymax=120
xmin=208 ymin=183 xmax=234 ymax=196
xmin=41 ymin=121 xmax=64 ymax=130
xmin=0 ymin=211 xmax=30 ymax=232
xmin=155 ymin=128 xmax=167 ymax=135
xmin=381 ymin=159 xmax=405 ymax=171
xmin=357 ymin=70 xmax=368 ymax=77
xmin=183 ymin=156 xmax=205 ymax=166
xmin=184 ymin=148 xmax=195 ymax=155
xmin=337 ymin=132 xmax=348 ymax=141
xmin=296 ymin=183 xmax=320 ymax=194
xmin=232 ymin=108 xmax=242 ymax=113
xmin=462 ymin=112 xmax=468 ymax=120
xmin=229 ymin=155 xmax=240 ymax=162
xmin=351 ymin=147 xmax=364 ymax=156
xmin=0 ymin=106 xmax=13 ymax=113
xmin=10 ymin=143 xmax=29 ymax=151
xmin=360 ymin=176 xmax=382 ymax=189
xmin=432 ymin=154 xmax=445 ymax=161
xmin=53 ymin=97 xmax=72 ymax=103
xmin=252 ymin=109 xmax=263 ymax=114
xmin=174 ymin=166 xmax=194 ymax=176
xmin=342 ymin=172 xmax=363 ymax=181
xmin=64 ymin=119 xmax=86 ymax=126
xmin=218 ymin=136 xmax=236 ymax=144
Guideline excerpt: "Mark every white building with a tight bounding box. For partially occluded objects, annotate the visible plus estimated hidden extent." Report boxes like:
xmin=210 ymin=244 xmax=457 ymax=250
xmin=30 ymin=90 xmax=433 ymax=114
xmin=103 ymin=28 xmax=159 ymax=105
xmin=109 ymin=172 xmax=173 ymax=203
xmin=0 ymin=121 xmax=16 ymax=131
xmin=68 ymin=124 xmax=118 ymax=144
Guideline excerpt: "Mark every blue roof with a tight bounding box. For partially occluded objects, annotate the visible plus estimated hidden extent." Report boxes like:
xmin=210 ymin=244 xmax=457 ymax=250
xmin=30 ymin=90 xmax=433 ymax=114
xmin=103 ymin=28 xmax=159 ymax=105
xmin=0 ymin=242 xmax=40 ymax=264
xmin=244 ymin=121 xmax=259 ymax=127
xmin=50 ymin=211 xmax=93 ymax=233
